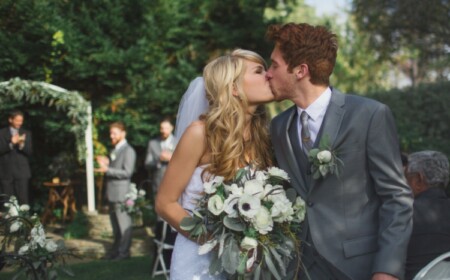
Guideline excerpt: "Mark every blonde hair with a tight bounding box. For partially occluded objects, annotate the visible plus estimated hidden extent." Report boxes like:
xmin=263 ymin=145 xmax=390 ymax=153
xmin=203 ymin=49 xmax=273 ymax=181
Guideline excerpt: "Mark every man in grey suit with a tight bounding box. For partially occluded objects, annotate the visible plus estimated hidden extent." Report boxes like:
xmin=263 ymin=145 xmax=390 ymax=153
xmin=96 ymin=122 xmax=136 ymax=260
xmin=0 ymin=110 xmax=32 ymax=205
xmin=144 ymin=118 xmax=177 ymax=268
xmin=266 ymin=23 xmax=413 ymax=280
xmin=145 ymin=118 xmax=177 ymax=197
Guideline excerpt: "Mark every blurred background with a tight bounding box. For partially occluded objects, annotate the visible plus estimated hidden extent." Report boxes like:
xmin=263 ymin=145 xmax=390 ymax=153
xmin=0 ymin=0 xmax=448 ymax=210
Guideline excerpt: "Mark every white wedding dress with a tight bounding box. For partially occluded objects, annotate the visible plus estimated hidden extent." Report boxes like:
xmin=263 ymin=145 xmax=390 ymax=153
xmin=170 ymin=166 xmax=226 ymax=280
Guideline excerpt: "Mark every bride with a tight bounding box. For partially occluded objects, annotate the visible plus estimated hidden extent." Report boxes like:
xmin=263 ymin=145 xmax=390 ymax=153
xmin=155 ymin=49 xmax=274 ymax=279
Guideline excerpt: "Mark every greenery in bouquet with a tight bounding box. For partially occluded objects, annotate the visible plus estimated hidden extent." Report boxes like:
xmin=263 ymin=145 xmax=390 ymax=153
xmin=0 ymin=195 xmax=75 ymax=279
xmin=120 ymin=183 xmax=153 ymax=220
xmin=180 ymin=167 xmax=306 ymax=280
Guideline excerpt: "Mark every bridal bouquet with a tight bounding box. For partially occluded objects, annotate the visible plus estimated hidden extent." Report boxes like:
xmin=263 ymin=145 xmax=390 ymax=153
xmin=180 ymin=167 xmax=306 ymax=280
xmin=120 ymin=183 xmax=152 ymax=220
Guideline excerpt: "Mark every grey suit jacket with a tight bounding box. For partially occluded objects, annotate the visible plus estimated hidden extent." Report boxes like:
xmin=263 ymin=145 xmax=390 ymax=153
xmin=144 ymin=135 xmax=177 ymax=193
xmin=270 ymin=89 xmax=413 ymax=279
xmin=0 ymin=127 xmax=32 ymax=179
xmin=105 ymin=142 xmax=136 ymax=203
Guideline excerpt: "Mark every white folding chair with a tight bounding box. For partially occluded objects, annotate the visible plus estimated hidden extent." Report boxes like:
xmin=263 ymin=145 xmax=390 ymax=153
xmin=413 ymin=251 xmax=450 ymax=280
xmin=151 ymin=221 xmax=174 ymax=279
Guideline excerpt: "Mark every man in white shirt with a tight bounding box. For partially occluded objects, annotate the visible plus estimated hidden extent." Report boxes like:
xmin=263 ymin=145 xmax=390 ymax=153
xmin=267 ymin=23 xmax=413 ymax=280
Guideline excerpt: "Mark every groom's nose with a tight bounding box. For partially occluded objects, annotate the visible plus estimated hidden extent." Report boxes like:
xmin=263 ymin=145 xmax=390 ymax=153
xmin=266 ymin=70 xmax=272 ymax=80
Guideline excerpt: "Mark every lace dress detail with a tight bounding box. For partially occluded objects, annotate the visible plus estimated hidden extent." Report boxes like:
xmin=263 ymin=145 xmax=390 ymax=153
xmin=170 ymin=166 xmax=226 ymax=280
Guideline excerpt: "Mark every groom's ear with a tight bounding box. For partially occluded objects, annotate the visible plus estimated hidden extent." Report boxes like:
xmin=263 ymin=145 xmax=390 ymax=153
xmin=293 ymin=64 xmax=309 ymax=80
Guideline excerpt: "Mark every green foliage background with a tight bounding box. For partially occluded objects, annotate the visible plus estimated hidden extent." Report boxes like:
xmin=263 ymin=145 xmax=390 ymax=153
xmin=0 ymin=0 xmax=448 ymax=198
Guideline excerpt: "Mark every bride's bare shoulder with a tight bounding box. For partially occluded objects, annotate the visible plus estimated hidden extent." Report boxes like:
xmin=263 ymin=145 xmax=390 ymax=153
xmin=180 ymin=120 xmax=206 ymax=141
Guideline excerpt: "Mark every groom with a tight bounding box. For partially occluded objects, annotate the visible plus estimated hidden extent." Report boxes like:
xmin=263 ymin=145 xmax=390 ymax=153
xmin=267 ymin=23 xmax=413 ymax=280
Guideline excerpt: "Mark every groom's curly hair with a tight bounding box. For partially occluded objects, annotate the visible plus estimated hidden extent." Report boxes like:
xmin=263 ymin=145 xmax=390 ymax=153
xmin=202 ymin=49 xmax=273 ymax=181
xmin=266 ymin=22 xmax=338 ymax=86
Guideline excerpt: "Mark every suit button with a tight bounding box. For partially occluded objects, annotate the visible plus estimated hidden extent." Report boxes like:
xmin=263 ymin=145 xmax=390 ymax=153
xmin=307 ymin=201 xmax=314 ymax=207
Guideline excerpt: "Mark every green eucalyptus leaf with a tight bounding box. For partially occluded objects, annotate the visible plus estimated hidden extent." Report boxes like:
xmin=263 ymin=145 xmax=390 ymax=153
xmin=269 ymin=247 xmax=286 ymax=277
xmin=237 ymin=253 xmax=248 ymax=275
xmin=221 ymin=237 xmax=240 ymax=274
xmin=180 ymin=216 xmax=197 ymax=231
xmin=223 ymin=216 xmax=245 ymax=231
xmin=264 ymin=250 xmax=282 ymax=280
xmin=285 ymin=188 xmax=298 ymax=203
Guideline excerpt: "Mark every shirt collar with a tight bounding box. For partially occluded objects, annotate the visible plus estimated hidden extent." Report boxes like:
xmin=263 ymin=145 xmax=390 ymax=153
xmin=114 ymin=139 xmax=127 ymax=151
xmin=296 ymin=87 xmax=332 ymax=121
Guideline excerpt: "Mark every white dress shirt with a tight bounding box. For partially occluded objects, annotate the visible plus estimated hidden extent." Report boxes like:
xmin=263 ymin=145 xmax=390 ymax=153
xmin=297 ymin=87 xmax=332 ymax=148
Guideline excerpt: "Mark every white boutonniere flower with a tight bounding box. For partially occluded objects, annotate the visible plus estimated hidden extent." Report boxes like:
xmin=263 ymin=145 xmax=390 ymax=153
xmin=308 ymin=135 xmax=344 ymax=179
xmin=110 ymin=151 xmax=116 ymax=161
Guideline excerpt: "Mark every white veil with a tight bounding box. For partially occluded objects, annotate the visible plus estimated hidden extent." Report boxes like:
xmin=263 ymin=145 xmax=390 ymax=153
xmin=174 ymin=77 xmax=209 ymax=139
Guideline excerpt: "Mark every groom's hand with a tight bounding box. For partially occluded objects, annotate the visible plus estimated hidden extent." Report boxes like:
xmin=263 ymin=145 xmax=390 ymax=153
xmin=372 ymin=273 xmax=398 ymax=280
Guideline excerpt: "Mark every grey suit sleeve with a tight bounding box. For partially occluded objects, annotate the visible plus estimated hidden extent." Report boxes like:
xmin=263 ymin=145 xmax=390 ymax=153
xmin=367 ymin=104 xmax=413 ymax=278
xmin=106 ymin=146 xmax=136 ymax=180
xmin=144 ymin=140 xmax=159 ymax=170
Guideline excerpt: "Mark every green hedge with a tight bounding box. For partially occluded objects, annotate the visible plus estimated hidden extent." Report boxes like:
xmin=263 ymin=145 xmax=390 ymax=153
xmin=366 ymin=81 xmax=450 ymax=158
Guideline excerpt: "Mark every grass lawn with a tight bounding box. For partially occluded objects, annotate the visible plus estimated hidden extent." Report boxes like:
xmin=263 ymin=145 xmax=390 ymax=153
xmin=0 ymin=255 xmax=166 ymax=280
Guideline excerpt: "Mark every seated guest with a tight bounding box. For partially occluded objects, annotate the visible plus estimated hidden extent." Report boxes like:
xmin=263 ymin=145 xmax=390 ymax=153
xmin=405 ymin=150 xmax=450 ymax=279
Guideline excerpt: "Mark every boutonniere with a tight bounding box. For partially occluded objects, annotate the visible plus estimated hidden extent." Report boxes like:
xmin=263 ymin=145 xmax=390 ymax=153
xmin=308 ymin=135 xmax=343 ymax=179
xmin=110 ymin=151 xmax=116 ymax=161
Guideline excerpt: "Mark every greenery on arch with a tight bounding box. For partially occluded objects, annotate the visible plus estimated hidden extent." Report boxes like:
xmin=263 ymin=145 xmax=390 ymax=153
xmin=0 ymin=77 xmax=89 ymax=161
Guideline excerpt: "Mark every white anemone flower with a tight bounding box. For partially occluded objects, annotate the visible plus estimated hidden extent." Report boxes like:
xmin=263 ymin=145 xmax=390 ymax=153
xmin=238 ymin=194 xmax=261 ymax=219
xmin=224 ymin=194 xmax=240 ymax=218
xmin=244 ymin=180 xmax=265 ymax=199
xmin=198 ymin=239 xmax=218 ymax=255
xmin=208 ymin=195 xmax=225 ymax=216
xmin=252 ymin=206 xmax=273 ymax=234
xmin=263 ymin=184 xmax=286 ymax=202
xmin=267 ymin=167 xmax=290 ymax=180
xmin=45 ymin=240 xmax=58 ymax=252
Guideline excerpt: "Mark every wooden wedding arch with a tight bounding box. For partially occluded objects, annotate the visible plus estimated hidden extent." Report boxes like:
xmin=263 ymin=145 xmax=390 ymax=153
xmin=0 ymin=78 xmax=96 ymax=213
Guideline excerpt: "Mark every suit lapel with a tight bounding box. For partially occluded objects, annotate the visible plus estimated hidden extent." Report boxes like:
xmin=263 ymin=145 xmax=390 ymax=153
xmin=314 ymin=88 xmax=346 ymax=149
xmin=281 ymin=107 xmax=308 ymax=197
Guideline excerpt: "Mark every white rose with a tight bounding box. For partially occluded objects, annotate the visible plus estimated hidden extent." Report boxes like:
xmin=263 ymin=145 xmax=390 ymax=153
xmin=238 ymin=194 xmax=261 ymax=219
xmin=208 ymin=195 xmax=224 ymax=216
xmin=267 ymin=167 xmax=290 ymax=181
xmin=252 ymin=207 xmax=273 ymax=234
xmin=317 ymin=150 xmax=332 ymax=163
xmin=45 ymin=240 xmax=58 ymax=252
xmin=241 ymin=237 xmax=258 ymax=251
xmin=10 ymin=221 xmax=21 ymax=232
xmin=19 ymin=204 xmax=30 ymax=212
xmin=244 ymin=179 xmax=265 ymax=199
xmin=293 ymin=197 xmax=306 ymax=222
xmin=271 ymin=198 xmax=294 ymax=223
xmin=18 ymin=245 xmax=29 ymax=255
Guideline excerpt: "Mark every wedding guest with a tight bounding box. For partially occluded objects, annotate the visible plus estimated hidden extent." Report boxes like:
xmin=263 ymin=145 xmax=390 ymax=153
xmin=144 ymin=118 xmax=178 ymax=269
xmin=96 ymin=122 xmax=136 ymax=261
xmin=0 ymin=110 xmax=32 ymax=205
xmin=145 ymin=118 xmax=178 ymax=198
xmin=267 ymin=23 xmax=413 ymax=280
xmin=405 ymin=150 xmax=450 ymax=279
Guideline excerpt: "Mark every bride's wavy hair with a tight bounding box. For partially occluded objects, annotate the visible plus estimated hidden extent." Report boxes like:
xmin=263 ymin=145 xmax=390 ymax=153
xmin=202 ymin=49 xmax=273 ymax=181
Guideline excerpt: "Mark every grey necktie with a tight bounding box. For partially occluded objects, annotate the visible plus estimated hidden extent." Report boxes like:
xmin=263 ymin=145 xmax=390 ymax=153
xmin=300 ymin=111 xmax=312 ymax=154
